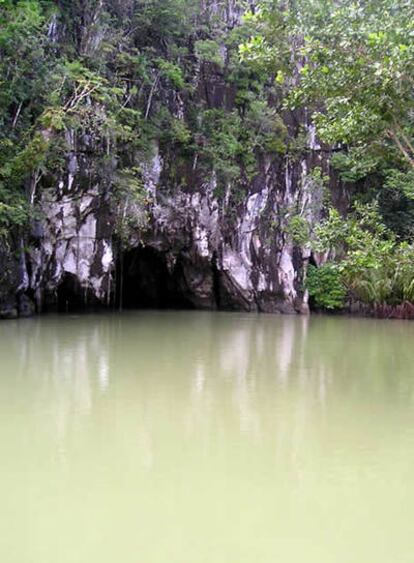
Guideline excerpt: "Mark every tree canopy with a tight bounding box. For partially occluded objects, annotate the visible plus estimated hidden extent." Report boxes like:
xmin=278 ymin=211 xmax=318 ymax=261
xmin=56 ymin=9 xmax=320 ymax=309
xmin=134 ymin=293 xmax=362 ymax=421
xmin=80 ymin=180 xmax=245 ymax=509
xmin=242 ymin=0 xmax=414 ymax=312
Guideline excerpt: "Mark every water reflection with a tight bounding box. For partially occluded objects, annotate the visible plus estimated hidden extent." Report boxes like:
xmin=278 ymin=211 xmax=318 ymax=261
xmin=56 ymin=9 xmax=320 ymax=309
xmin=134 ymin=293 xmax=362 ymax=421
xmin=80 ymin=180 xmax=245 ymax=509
xmin=2 ymin=312 xmax=414 ymax=563
xmin=2 ymin=312 xmax=414 ymax=450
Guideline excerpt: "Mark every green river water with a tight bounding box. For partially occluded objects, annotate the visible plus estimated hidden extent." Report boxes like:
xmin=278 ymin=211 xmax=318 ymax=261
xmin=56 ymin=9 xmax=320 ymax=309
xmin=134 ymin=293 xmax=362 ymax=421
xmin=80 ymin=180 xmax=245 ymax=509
xmin=1 ymin=311 xmax=414 ymax=563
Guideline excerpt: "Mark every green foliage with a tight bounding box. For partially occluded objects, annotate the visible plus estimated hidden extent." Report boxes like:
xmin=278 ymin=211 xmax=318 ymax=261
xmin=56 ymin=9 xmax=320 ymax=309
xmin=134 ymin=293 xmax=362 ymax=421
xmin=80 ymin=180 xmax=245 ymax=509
xmin=244 ymin=100 xmax=287 ymax=154
xmin=306 ymin=264 xmax=346 ymax=310
xmin=165 ymin=118 xmax=192 ymax=146
xmin=245 ymin=0 xmax=414 ymax=162
xmin=156 ymin=59 xmax=186 ymax=90
xmin=197 ymin=109 xmax=242 ymax=182
xmin=112 ymin=167 xmax=149 ymax=249
xmin=312 ymin=203 xmax=414 ymax=307
xmin=378 ymin=172 xmax=414 ymax=240
xmin=285 ymin=214 xmax=310 ymax=246
xmin=0 ymin=0 xmax=55 ymax=233
xmin=383 ymin=169 xmax=414 ymax=200
xmin=331 ymin=148 xmax=381 ymax=184
xmin=0 ymin=193 xmax=28 ymax=239
xmin=194 ymin=39 xmax=223 ymax=67
xmin=288 ymin=0 xmax=414 ymax=152
xmin=131 ymin=0 xmax=199 ymax=44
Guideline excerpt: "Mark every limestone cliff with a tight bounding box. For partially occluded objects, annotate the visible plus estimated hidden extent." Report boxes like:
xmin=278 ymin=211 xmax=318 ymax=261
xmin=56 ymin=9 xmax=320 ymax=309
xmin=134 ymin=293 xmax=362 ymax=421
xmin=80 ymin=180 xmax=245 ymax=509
xmin=0 ymin=0 xmax=341 ymax=318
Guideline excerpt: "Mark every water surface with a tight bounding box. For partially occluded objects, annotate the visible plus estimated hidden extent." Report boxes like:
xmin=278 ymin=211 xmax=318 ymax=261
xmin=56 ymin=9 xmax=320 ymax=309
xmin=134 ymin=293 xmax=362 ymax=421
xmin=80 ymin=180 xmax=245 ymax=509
xmin=1 ymin=311 xmax=414 ymax=563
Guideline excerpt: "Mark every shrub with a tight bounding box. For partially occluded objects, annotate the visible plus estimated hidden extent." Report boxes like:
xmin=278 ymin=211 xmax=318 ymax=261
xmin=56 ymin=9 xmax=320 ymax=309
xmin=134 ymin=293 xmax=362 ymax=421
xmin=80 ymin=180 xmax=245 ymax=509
xmin=306 ymin=264 xmax=346 ymax=310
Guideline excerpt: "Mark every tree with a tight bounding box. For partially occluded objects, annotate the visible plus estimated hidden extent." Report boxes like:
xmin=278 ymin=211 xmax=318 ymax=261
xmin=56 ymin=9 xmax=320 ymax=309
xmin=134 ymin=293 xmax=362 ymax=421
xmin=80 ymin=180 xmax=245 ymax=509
xmin=242 ymin=1 xmax=414 ymax=310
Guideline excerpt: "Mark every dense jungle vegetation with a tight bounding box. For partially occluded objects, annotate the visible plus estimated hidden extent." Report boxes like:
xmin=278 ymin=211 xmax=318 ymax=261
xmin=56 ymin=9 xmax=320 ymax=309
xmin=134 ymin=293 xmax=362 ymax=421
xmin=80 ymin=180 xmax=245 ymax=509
xmin=1 ymin=0 xmax=414 ymax=314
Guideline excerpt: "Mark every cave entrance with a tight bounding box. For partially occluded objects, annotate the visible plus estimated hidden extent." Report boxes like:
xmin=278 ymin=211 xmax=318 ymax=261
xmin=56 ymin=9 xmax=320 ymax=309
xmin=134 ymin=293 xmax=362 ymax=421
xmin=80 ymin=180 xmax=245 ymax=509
xmin=117 ymin=246 xmax=194 ymax=310
xmin=56 ymin=272 xmax=88 ymax=313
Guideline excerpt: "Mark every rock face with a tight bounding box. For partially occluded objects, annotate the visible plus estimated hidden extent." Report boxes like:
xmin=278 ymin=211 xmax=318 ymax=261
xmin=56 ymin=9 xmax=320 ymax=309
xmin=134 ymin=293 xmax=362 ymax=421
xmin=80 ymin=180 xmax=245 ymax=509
xmin=1 ymin=132 xmax=331 ymax=318
xmin=135 ymin=143 xmax=320 ymax=314
xmin=0 ymin=1 xmax=339 ymax=318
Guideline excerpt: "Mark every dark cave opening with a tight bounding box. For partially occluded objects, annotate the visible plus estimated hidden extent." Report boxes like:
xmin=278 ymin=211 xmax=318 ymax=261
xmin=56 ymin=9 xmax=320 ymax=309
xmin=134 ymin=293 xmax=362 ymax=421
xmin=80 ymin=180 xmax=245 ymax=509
xmin=307 ymin=253 xmax=319 ymax=312
xmin=212 ymin=252 xmax=222 ymax=310
xmin=56 ymin=272 xmax=88 ymax=313
xmin=116 ymin=246 xmax=194 ymax=310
